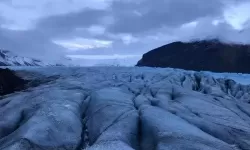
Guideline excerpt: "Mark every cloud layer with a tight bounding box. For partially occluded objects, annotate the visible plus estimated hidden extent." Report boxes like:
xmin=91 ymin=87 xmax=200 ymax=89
xmin=0 ymin=0 xmax=250 ymax=65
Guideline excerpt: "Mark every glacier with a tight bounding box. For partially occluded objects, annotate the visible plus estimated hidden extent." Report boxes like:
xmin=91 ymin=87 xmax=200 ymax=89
xmin=0 ymin=66 xmax=250 ymax=150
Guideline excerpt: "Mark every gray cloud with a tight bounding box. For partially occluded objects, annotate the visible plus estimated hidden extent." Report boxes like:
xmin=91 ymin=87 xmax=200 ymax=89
xmin=34 ymin=0 xmax=225 ymax=37
xmin=36 ymin=9 xmax=109 ymax=38
xmin=0 ymin=27 xmax=67 ymax=63
xmin=0 ymin=0 xmax=250 ymax=65
xmin=108 ymin=0 xmax=224 ymax=34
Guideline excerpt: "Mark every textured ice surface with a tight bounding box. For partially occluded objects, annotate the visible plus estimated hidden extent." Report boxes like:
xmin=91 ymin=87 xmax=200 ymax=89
xmin=0 ymin=66 xmax=250 ymax=150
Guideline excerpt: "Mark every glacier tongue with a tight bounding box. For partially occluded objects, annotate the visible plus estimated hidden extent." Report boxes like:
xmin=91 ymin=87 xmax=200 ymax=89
xmin=0 ymin=67 xmax=250 ymax=150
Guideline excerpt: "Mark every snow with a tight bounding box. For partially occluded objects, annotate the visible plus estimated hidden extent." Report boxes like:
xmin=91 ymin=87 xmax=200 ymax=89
xmin=0 ymin=66 xmax=250 ymax=150
xmin=205 ymin=71 xmax=250 ymax=85
xmin=0 ymin=50 xmax=52 ymax=66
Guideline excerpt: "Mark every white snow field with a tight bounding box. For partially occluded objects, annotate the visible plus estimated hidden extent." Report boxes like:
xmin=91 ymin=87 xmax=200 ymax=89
xmin=1 ymin=66 xmax=250 ymax=150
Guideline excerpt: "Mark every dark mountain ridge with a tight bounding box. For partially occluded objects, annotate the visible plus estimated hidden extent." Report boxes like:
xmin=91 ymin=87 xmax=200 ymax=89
xmin=137 ymin=39 xmax=250 ymax=73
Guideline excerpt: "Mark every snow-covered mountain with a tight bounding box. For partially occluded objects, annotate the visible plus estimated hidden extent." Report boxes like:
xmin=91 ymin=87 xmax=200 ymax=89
xmin=0 ymin=50 xmax=59 ymax=66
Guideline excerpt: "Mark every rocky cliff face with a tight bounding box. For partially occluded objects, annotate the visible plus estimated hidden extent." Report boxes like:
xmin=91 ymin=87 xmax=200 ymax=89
xmin=137 ymin=40 xmax=250 ymax=73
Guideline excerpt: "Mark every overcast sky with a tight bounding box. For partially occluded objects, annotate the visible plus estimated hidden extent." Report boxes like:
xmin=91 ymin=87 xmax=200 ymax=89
xmin=0 ymin=0 xmax=250 ymax=65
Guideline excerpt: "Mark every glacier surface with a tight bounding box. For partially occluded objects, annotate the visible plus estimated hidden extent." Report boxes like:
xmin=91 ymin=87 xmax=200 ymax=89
xmin=0 ymin=67 xmax=250 ymax=150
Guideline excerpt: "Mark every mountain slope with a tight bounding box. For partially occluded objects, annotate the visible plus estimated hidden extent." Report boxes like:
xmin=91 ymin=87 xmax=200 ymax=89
xmin=0 ymin=67 xmax=250 ymax=150
xmin=0 ymin=50 xmax=55 ymax=66
xmin=137 ymin=39 xmax=250 ymax=73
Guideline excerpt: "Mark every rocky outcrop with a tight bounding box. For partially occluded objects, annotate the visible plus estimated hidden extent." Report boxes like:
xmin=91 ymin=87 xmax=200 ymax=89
xmin=0 ymin=68 xmax=27 ymax=96
xmin=0 ymin=67 xmax=250 ymax=150
xmin=137 ymin=40 xmax=250 ymax=73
